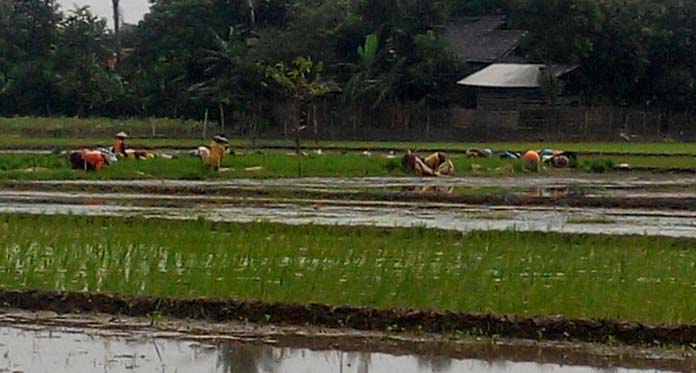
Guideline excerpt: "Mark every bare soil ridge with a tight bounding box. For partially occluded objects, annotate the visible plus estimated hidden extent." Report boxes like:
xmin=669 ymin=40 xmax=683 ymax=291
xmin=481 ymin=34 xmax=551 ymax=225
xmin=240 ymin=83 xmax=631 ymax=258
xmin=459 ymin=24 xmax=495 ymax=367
xmin=4 ymin=289 xmax=696 ymax=347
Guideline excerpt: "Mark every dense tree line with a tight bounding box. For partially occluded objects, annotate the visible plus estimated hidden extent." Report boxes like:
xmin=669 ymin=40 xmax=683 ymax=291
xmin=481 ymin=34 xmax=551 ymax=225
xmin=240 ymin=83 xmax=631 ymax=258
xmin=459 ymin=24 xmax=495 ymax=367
xmin=0 ymin=0 xmax=694 ymax=124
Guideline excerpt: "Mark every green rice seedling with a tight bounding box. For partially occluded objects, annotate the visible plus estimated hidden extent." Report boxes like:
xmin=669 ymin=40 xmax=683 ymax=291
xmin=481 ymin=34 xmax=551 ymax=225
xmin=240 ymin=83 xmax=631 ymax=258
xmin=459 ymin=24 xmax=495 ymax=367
xmin=583 ymin=158 xmax=616 ymax=173
xmin=0 ymin=214 xmax=696 ymax=324
xmin=2 ymin=150 xmax=696 ymax=180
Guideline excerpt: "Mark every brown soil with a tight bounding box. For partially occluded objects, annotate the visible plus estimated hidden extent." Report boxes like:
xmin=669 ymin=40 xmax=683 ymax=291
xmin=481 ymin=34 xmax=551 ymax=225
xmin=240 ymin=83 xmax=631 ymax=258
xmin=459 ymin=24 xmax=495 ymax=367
xmin=3 ymin=289 xmax=696 ymax=348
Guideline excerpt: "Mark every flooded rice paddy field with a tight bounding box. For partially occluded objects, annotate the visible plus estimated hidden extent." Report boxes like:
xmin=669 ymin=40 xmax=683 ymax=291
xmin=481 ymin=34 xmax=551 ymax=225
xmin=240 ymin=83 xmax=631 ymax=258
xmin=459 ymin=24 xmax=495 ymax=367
xmin=11 ymin=174 xmax=696 ymax=200
xmin=3 ymin=174 xmax=696 ymax=237
xmin=18 ymin=174 xmax=696 ymax=190
xmin=0 ymin=310 xmax=688 ymax=373
xmin=2 ymin=199 xmax=696 ymax=237
xmin=2 ymin=174 xmax=696 ymax=371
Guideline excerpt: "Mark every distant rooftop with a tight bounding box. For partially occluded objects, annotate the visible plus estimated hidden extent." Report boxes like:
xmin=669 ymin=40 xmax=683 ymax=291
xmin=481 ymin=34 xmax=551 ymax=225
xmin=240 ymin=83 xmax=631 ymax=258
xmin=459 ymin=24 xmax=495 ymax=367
xmin=457 ymin=64 xmax=577 ymax=88
xmin=446 ymin=15 xmax=526 ymax=64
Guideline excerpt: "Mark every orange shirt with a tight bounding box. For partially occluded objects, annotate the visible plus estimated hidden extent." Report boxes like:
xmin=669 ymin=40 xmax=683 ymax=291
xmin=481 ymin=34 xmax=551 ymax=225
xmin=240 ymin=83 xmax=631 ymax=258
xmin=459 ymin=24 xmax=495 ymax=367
xmin=83 ymin=151 xmax=106 ymax=170
xmin=522 ymin=151 xmax=541 ymax=171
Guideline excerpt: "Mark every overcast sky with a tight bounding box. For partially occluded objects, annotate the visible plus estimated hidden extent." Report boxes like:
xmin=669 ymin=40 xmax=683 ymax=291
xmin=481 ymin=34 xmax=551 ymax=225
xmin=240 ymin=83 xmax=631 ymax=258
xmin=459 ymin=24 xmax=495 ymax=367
xmin=56 ymin=0 xmax=150 ymax=28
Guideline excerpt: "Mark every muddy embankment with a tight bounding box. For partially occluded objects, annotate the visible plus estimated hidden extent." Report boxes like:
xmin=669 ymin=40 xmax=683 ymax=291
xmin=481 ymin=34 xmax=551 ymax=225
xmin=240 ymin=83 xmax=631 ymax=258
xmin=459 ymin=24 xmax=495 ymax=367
xmin=3 ymin=288 xmax=696 ymax=351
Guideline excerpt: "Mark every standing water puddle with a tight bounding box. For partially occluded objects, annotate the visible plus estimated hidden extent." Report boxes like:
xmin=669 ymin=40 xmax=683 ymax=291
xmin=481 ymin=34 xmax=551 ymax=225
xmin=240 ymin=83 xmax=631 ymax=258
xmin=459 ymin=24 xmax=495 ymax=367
xmin=1 ymin=197 xmax=696 ymax=237
xmin=0 ymin=325 xmax=676 ymax=373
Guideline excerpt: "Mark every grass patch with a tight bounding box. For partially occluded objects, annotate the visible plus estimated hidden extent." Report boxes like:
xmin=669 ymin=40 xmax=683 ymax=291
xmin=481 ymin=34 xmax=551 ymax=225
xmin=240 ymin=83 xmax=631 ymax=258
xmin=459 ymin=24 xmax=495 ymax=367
xmin=582 ymin=158 xmax=616 ymax=173
xmin=0 ymin=137 xmax=205 ymax=149
xmin=0 ymin=117 xmax=203 ymax=138
xmin=0 ymin=153 xmax=523 ymax=180
xmin=1 ymin=214 xmax=696 ymax=325
xmin=0 ymin=152 xmax=694 ymax=181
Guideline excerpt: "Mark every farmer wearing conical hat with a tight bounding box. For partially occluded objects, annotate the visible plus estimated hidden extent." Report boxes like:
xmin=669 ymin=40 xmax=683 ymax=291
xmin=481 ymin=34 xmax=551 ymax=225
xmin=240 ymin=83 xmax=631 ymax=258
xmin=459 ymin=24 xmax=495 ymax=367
xmin=203 ymin=134 xmax=229 ymax=171
xmin=113 ymin=131 xmax=128 ymax=158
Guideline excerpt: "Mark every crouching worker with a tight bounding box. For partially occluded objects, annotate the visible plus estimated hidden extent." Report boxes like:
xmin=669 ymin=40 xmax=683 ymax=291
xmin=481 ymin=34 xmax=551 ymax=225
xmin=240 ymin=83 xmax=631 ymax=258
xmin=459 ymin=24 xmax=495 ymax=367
xmin=402 ymin=151 xmax=454 ymax=176
xmin=193 ymin=134 xmax=229 ymax=171
xmin=113 ymin=131 xmax=128 ymax=158
xmin=112 ymin=131 xmax=157 ymax=160
xmin=522 ymin=150 xmax=541 ymax=172
xmin=69 ymin=149 xmax=112 ymax=171
xmin=548 ymin=151 xmax=578 ymax=168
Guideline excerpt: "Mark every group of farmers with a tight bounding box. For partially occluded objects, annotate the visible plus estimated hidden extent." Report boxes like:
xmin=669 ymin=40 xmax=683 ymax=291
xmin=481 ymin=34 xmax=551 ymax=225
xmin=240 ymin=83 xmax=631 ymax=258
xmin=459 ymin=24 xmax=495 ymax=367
xmin=401 ymin=148 xmax=578 ymax=177
xmin=68 ymin=132 xmax=576 ymax=177
xmin=68 ymin=132 xmax=229 ymax=172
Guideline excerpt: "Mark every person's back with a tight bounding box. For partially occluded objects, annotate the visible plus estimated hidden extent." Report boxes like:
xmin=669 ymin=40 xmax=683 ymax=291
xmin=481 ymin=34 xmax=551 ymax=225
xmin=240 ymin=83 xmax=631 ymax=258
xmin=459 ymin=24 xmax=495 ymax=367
xmin=204 ymin=141 xmax=226 ymax=170
xmin=424 ymin=152 xmax=454 ymax=176
xmin=83 ymin=150 xmax=107 ymax=171
xmin=522 ymin=150 xmax=541 ymax=172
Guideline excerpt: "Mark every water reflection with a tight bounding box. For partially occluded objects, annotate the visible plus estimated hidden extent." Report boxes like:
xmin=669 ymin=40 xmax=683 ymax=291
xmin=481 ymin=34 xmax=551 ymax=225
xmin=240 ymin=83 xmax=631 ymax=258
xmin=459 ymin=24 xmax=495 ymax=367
xmin=0 ymin=326 xmax=676 ymax=373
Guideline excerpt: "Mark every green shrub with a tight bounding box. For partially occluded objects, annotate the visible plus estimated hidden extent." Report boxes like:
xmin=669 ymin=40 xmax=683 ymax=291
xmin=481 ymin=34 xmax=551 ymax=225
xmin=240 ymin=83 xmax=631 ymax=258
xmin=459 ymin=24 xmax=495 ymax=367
xmin=584 ymin=158 xmax=615 ymax=173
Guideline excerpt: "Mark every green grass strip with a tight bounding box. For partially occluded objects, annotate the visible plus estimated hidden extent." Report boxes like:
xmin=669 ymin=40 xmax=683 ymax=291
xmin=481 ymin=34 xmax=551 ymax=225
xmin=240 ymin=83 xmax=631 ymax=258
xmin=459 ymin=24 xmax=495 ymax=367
xmin=1 ymin=134 xmax=696 ymax=156
xmin=1 ymin=152 xmax=695 ymax=180
xmin=0 ymin=153 xmax=518 ymax=180
xmin=0 ymin=214 xmax=695 ymax=325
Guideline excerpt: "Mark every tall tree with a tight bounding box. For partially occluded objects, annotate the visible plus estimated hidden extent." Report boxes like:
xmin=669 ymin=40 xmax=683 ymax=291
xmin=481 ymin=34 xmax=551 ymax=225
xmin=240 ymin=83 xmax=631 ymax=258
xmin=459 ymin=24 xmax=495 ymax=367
xmin=512 ymin=0 xmax=604 ymax=63
xmin=191 ymin=27 xmax=266 ymax=129
xmin=0 ymin=0 xmax=61 ymax=115
xmin=54 ymin=6 xmax=127 ymax=116
xmin=266 ymin=56 xmax=335 ymax=174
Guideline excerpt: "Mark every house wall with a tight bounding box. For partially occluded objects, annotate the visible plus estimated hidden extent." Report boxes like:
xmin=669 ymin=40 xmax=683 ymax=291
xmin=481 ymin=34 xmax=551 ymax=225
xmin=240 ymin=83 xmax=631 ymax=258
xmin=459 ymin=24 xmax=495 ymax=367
xmin=476 ymin=88 xmax=549 ymax=111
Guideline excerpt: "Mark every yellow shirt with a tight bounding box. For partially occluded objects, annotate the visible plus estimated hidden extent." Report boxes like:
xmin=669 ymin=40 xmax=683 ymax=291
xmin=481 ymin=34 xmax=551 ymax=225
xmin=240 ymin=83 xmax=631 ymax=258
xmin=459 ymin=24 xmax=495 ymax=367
xmin=204 ymin=141 xmax=226 ymax=168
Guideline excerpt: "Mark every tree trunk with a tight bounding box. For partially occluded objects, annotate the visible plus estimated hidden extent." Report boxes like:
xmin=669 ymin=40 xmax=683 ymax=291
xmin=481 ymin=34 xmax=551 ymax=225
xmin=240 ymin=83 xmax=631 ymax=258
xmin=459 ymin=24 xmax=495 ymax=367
xmin=294 ymin=100 xmax=303 ymax=177
xmin=313 ymin=103 xmax=318 ymax=144
xmin=219 ymin=103 xmax=225 ymax=131
xmin=584 ymin=108 xmax=589 ymax=140
xmin=248 ymin=0 xmax=255 ymax=28
xmin=251 ymin=111 xmax=257 ymax=149
xmin=426 ymin=104 xmax=430 ymax=133
xmin=202 ymin=108 xmax=209 ymax=140
xmin=112 ymin=0 xmax=121 ymax=64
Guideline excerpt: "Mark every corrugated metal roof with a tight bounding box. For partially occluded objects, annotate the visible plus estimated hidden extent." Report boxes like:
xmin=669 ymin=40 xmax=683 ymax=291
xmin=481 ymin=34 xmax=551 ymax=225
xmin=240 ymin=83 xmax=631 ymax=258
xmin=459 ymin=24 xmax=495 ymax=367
xmin=457 ymin=64 xmax=576 ymax=88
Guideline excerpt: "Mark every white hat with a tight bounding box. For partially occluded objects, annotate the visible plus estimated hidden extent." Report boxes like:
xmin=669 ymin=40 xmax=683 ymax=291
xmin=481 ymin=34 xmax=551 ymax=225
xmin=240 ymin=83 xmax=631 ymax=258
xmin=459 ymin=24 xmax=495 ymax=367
xmin=213 ymin=135 xmax=229 ymax=143
xmin=115 ymin=131 xmax=129 ymax=138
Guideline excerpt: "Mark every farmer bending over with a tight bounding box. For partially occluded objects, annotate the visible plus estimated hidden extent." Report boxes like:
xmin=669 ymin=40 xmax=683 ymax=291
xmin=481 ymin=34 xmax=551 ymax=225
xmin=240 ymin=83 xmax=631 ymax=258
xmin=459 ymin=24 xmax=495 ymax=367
xmin=69 ymin=149 xmax=110 ymax=171
xmin=402 ymin=151 xmax=454 ymax=176
xmin=203 ymin=134 xmax=229 ymax=171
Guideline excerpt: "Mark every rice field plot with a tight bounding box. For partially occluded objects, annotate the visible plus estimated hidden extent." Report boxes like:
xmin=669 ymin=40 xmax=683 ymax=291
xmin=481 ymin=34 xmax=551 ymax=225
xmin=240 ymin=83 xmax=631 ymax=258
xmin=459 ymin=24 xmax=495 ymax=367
xmin=2 ymin=214 xmax=696 ymax=325
xmin=0 ymin=153 xmax=526 ymax=180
